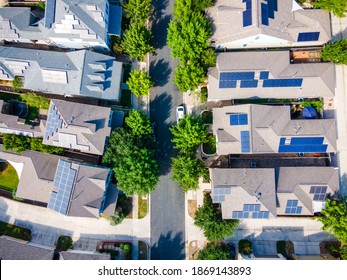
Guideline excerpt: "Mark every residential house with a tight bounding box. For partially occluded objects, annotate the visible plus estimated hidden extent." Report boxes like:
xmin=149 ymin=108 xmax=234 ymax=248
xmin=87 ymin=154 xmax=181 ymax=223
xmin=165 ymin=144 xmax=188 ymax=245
xmin=207 ymin=0 xmax=331 ymax=49
xmin=0 ymin=236 xmax=54 ymax=260
xmin=0 ymin=46 xmax=123 ymax=101
xmin=210 ymin=166 xmax=339 ymax=219
xmin=212 ymin=104 xmax=336 ymax=155
xmin=43 ymin=99 xmax=113 ymax=155
xmin=0 ymin=149 xmax=118 ymax=218
xmin=0 ymin=0 xmax=122 ymax=51
xmin=208 ymin=51 xmax=335 ymax=100
xmin=0 ymin=100 xmax=44 ymax=137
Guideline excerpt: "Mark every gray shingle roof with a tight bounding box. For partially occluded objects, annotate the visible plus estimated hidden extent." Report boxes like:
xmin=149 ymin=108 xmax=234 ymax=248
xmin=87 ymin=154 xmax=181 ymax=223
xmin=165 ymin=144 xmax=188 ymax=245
xmin=59 ymin=250 xmax=111 ymax=260
xmin=42 ymin=99 xmax=112 ymax=155
xmin=0 ymin=236 xmax=53 ymax=260
xmin=207 ymin=0 xmax=331 ymax=48
xmin=208 ymin=51 xmax=335 ymax=100
xmin=213 ymin=104 xmax=337 ymax=155
xmin=0 ymin=46 xmax=122 ymax=100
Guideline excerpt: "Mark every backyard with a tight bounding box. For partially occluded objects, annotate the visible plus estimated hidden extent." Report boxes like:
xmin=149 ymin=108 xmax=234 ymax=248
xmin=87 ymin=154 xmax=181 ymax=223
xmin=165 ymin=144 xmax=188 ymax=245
xmin=0 ymin=162 xmax=19 ymax=192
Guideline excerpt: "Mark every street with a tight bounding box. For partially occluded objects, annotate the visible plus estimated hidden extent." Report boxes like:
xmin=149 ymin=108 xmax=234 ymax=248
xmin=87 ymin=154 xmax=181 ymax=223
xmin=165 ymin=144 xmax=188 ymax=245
xmin=149 ymin=0 xmax=186 ymax=260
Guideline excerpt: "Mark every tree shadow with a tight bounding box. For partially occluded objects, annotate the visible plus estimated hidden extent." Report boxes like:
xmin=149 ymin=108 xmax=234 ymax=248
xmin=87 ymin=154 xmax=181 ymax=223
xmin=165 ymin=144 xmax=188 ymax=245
xmin=149 ymin=59 xmax=172 ymax=87
xmin=151 ymin=14 xmax=171 ymax=50
xmin=151 ymin=231 xmax=185 ymax=260
xmin=151 ymin=0 xmax=170 ymax=21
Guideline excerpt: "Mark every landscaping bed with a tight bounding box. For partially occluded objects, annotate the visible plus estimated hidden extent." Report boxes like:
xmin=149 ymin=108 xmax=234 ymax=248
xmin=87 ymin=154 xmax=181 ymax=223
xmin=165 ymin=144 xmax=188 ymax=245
xmin=138 ymin=240 xmax=148 ymax=260
xmin=0 ymin=221 xmax=32 ymax=241
xmin=97 ymin=241 xmax=132 ymax=260
xmin=276 ymin=240 xmax=295 ymax=259
xmin=138 ymin=196 xmax=148 ymax=219
xmin=202 ymin=134 xmax=216 ymax=155
xmin=0 ymin=162 xmax=19 ymax=192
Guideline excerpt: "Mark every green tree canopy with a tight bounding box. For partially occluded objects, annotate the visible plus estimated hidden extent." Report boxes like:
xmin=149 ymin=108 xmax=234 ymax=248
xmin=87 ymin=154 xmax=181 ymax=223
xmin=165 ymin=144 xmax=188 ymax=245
xmin=12 ymin=77 xmax=23 ymax=93
xmin=123 ymin=0 xmax=152 ymax=24
xmin=173 ymin=0 xmax=214 ymax=20
xmin=102 ymin=128 xmax=159 ymax=196
xmin=126 ymin=70 xmax=154 ymax=97
xmin=321 ymin=39 xmax=347 ymax=65
xmin=194 ymin=193 xmax=239 ymax=241
xmin=197 ymin=242 xmax=232 ymax=260
xmin=167 ymin=13 xmax=211 ymax=64
xmin=172 ymin=154 xmax=208 ymax=192
xmin=20 ymin=93 xmax=50 ymax=109
xmin=313 ymin=0 xmax=347 ymax=18
xmin=122 ymin=23 xmax=155 ymax=61
xmin=170 ymin=115 xmax=208 ymax=154
xmin=174 ymin=63 xmax=206 ymax=92
xmin=125 ymin=110 xmax=152 ymax=138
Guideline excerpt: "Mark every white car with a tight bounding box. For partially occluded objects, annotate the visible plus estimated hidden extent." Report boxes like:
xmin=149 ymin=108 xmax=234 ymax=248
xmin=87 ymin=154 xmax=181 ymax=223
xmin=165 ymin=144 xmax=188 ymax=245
xmin=176 ymin=105 xmax=185 ymax=124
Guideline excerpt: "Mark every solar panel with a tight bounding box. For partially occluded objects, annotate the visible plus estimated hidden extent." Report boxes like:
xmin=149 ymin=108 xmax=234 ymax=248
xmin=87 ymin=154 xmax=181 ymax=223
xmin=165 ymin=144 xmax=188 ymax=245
xmin=47 ymin=160 xmax=77 ymax=215
xmin=291 ymin=137 xmax=324 ymax=145
xmin=298 ymin=32 xmax=320 ymax=42
xmin=243 ymin=10 xmax=252 ymax=27
xmin=285 ymin=200 xmax=302 ymax=214
xmin=220 ymin=72 xmax=255 ymax=81
xmin=278 ymin=137 xmax=327 ymax=153
xmin=213 ymin=186 xmax=231 ymax=202
xmin=44 ymin=104 xmax=63 ymax=140
xmin=259 ymin=71 xmax=269 ymax=80
xmin=230 ymin=114 xmax=248 ymax=126
xmin=263 ymin=78 xmax=303 ymax=87
xmin=243 ymin=204 xmax=261 ymax=212
xmin=261 ymin=3 xmax=269 ymax=26
xmin=45 ymin=0 xmax=57 ymax=28
xmin=240 ymin=80 xmax=258 ymax=88
xmin=267 ymin=0 xmax=275 ymax=19
xmin=240 ymin=131 xmax=250 ymax=153
xmin=219 ymin=80 xmax=237 ymax=88
xmin=310 ymin=186 xmax=328 ymax=194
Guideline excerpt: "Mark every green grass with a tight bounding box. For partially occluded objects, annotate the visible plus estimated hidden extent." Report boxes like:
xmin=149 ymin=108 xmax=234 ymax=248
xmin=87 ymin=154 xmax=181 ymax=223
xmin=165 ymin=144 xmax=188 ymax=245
xmin=120 ymin=89 xmax=132 ymax=108
xmin=0 ymin=221 xmax=32 ymax=241
xmin=138 ymin=196 xmax=148 ymax=219
xmin=0 ymin=163 xmax=19 ymax=191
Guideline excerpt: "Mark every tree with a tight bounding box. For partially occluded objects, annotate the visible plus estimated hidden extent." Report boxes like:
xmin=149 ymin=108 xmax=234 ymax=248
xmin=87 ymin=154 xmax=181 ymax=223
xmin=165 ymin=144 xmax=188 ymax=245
xmin=321 ymin=39 xmax=347 ymax=65
xmin=197 ymin=242 xmax=232 ymax=260
xmin=126 ymin=70 xmax=154 ymax=97
xmin=102 ymin=128 xmax=159 ymax=196
xmin=20 ymin=93 xmax=50 ymax=109
xmin=167 ymin=13 xmax=211 ymax=63
xmin=29 ymin=138 xmax=64 ymax=154
xmin=125 ymin=110 xmax=152 ymax=138
xmin=121 ymin=23 xmax=155 ymax=61
xmin=174 ymin=62 xmax=206 ymax=92
xmin=123 ymin=0 xmax=152 ymax=24
xmin=12 ymin=77 xmax=23 ymax=93
xmin=170 ymin=115 xmax=208 ymax=154
xmin=172 ymin=154 xmax=208 ymax=191
xmin=2 ymin=134 xmax=28 ymax=153
xmin=194 ymin=193 xmax=239 ymax=241
xmin=317 ymin=198 xmax=347 ymax=244
xmin=313 ymin=0 xmax=347 ymax=18
xmin=173 ymin=0 xmax=214 ymax=20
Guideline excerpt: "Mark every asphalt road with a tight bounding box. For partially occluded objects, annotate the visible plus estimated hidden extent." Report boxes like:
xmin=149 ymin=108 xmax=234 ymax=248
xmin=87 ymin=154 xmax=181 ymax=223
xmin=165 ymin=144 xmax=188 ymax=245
xmin=149 ymin=0 xmax=186 ymax=260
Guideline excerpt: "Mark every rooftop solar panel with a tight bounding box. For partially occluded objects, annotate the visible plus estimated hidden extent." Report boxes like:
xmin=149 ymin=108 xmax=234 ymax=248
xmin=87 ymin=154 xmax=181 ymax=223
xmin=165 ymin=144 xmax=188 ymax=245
xmin=259 ymin=71 xmax=269 ymax=80
xmin=220 ymin=72 xmax=255 ymax=81
xmin=263 ymin=78 xmax=303 ymax=88
xmin=243 ymin=10 xmax=252 ymax=27
xmin=240 ymin=80 xmax=258 ymax=88
xmin=298 ymin=32 xmax=320 ymax=42
xmin=240 ymin=131 xmax=250 ymax=153
xmin=44 ymin=104 xmax=63 ymax=141
xmin=285 ymin=200 xmax=302 ymax=215
xmin=230 ymin=114 xmax=248 ymax=126
xmin=219 ymin=80 xmax=237 ymax=88
xmin=291 ymin=137 xmax=324 ymax=145
xmin=261 ymin=3 xmax=269 ymax=26
xmin=45 ymin=0 xmax=57 ymax=28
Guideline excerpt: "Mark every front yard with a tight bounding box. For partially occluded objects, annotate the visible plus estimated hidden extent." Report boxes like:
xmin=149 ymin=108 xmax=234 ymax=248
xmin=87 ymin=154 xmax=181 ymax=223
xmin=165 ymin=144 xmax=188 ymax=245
xmin=0 ymin=162 xmax=19 ymax=192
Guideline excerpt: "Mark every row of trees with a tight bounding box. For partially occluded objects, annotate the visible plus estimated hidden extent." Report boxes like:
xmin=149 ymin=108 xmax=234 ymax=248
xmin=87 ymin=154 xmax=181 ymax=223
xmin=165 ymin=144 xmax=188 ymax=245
xmin=121 ymin=0 xmax=154 ymax=61
xmin=102 ymin=110 xmax=159 ymax=196
xmin=2 ymin=134 xmax=64 ymax=154
xmin=169 ymin=115 xmax=209 ymax=192
xmin=167 ymin=0 xmax=216 ymax=92
xmin=321 ymin=38 xmax=347 ymax=65
xmin=312 ymin=0 xmax=347 ymax=18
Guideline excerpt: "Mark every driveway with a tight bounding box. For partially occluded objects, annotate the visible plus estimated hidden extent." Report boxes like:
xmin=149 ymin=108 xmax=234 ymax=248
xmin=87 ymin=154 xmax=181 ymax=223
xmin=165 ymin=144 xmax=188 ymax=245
xmin=149 ymin=0 xmax=185 ymax=259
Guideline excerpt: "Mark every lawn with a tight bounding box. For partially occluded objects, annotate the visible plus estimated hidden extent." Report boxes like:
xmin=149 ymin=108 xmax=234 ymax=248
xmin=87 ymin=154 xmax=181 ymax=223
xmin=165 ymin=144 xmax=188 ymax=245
xmin=138 ymin=196 xmax=148 ymax=219
xmin=0 ymin=221 xmax=32 ymax=241
xmin=0 ymin=162 xmax=19 ymax=191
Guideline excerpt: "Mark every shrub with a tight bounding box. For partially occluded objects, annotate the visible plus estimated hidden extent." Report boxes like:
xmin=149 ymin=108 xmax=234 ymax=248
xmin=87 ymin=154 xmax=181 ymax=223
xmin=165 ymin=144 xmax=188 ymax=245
xmin=238 ymin=239 xmax=252 ymax=255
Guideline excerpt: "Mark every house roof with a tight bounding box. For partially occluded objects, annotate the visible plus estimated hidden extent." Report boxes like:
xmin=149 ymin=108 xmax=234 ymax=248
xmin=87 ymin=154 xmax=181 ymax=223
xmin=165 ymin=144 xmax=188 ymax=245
xmin=0 ymin=236 xmax=54 ymax=260
xmin=47 ymin=159 xmax=117 ymax=218
xmin=213 ymin=104 xmax=336 ymax=155
xmin=0 ymin=100 xmax=43 ymax=137
xmin=42 ymin=99 xmax=112 ymax=155
xmin=207 ymin=0 xmax=331 ymax=47
xmin=0 ymin=46 xmax=122 ymax=100
xmin=0 ymin=148 xmax=65 ymax=203
xmin=59 ymin=250 xmax=111 ymax=260
xmin=210 ymin=168 xmax=277 ymax=219
xmin=277 ymin=167 xmax=339 ymax=215
xmin=210 ymin=166 xmax=339 ymax=219
xmin=208 ymin=51 xmax=335 ymax=100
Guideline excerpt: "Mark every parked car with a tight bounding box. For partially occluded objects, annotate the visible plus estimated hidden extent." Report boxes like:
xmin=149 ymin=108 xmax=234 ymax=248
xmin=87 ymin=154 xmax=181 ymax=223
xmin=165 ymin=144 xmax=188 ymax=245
xmin=176 ymin=105 xmax=185 ymax=124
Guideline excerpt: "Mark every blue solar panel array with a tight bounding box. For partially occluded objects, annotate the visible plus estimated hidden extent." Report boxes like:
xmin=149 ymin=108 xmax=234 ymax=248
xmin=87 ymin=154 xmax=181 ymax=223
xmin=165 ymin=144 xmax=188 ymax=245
xmin=219 ymin=80 xmax=237 ymax=88
xmin=230 ymin=114 xmax=248 ymax=126
xmin=232 ymin=204 xmax=269 ymax=219
xmin=240 ymin=131 xmax=250 ymax=153
xmin=242 ymin=0 xmax=252 ymax=27
xmin=298 ymin=32 xmax=320 ymax=42
xmin=310 ymin=186 xmax=327 ymax=201
xmin=278 ymin=137 xmax=328 ymax=153
xmin=45 ymin=0 xmax=56 ymax=28
xmin=285 ymin=200 xmax=302 ymax=214
xmin=220 ymin=72 xmax=255 ymax=80
xmin=260 ymin=71 xmax=269 ymax=80
xmin=261 ymin=0 xmax=278 ymax=26
xmin=213 ymin=186 xmax=231 ymax=203
xmin=44 ymin=104 xmax=63 ymax=141
xmin=241 ymin=80 xmax=258 ymax=88
xmin=263 ymin=78 xmax=303 ymax=88
xmin=47 ymin=160 xmax=77 ymax=215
